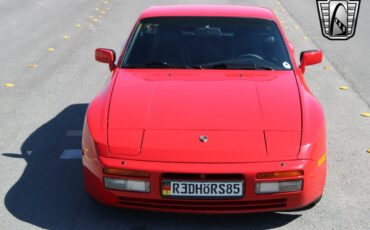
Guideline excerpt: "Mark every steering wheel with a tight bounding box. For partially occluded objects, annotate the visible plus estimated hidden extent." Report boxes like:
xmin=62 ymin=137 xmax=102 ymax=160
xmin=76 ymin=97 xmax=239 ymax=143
xmin=236 ymin=53 xmax=264 ymax=60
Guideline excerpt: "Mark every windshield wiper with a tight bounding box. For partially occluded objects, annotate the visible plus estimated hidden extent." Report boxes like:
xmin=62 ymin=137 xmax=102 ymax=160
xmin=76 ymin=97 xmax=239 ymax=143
xmin=131 ymin=61 xmax=271 ymax=70
xmin=187 ymin=65 xmax=203 ymax=69
xmin=203 ymin=63 xmax=229 ymax=69
xmin=145 ymin=61 xmax=203 ymax=69
xmin=145 ymin=61 xmax=171 ymax=68
xmin=203 ymin=63 xmax=273 ymax=70
xmin=252 ymin=65 xmax=273 ymax=70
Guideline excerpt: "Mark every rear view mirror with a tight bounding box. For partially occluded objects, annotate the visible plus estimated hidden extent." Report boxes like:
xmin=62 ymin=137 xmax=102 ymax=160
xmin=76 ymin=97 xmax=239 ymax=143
xmin=300 ymin=50 xmax=323 ymax=73
xmin=95 ymin=48 xmax=116 ymax=71
xmin=195 ymin=26 xmax=223 ymax=38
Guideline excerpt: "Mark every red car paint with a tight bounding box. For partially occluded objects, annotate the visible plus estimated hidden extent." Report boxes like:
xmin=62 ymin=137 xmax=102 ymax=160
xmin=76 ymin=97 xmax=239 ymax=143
xmin=82 ymin=5 xmax=326 ymax=213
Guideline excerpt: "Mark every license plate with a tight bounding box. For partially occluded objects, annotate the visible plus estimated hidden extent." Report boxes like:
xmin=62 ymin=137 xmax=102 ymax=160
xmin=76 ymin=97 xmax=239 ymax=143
xmin=161 ymin=180 xmax=244 ymax=198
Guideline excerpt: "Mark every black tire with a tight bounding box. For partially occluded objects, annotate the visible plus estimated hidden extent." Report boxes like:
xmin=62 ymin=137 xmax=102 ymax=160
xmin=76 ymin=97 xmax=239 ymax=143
xmin=286 ymin=195 xmax=323 ymax=212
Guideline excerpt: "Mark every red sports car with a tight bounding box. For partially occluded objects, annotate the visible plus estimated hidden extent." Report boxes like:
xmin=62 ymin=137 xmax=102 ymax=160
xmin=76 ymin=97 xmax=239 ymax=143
xmin=82 ymin=5 xmax=326 ymax=213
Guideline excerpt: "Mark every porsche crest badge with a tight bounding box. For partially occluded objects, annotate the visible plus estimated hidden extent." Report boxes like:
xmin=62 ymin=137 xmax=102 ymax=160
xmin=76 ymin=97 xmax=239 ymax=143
xmin=317 ymin=0 xmax=361 ymax=40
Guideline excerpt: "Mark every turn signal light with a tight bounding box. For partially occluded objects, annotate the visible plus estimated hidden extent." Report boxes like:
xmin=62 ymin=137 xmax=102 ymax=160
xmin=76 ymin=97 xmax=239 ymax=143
xmin=317 ymin=153 xmax=326 ymax=167
xmin=103 ymin=168 xmax=150 ymax=178
xmin=256 ymin=170 xmax=303 ymax=179
xmin=255 ymin=180 xmax=303 ymax=194
xmin=104 ymin=177 xmax=150 ymax=192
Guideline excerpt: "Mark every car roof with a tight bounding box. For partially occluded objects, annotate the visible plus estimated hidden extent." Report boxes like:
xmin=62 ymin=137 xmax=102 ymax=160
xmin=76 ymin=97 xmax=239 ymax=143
xmin=139 ymin=5 xmax=275 ymax=20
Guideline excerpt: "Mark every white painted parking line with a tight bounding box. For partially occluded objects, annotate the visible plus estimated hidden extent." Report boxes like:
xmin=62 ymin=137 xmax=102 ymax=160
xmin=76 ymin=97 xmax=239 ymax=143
xmin=66 ymin=130 xmax=82 ymax=136
xmin=60 ymin=149 xmax=82 ymax=160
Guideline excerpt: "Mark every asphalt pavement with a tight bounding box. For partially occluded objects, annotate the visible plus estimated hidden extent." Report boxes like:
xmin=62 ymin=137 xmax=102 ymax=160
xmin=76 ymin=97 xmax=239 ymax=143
xmin=0 ymin=0 xmax=369 ymax=229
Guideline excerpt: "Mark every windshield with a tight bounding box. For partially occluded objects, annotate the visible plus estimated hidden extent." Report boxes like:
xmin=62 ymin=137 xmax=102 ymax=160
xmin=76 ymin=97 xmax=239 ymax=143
xmin=122 ymin=17 xmax=292 ymax=70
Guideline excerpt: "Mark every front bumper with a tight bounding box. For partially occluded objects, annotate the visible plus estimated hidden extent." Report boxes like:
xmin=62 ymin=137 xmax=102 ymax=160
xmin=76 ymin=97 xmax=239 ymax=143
xmin=82 ymin=155 xmax=326 ymax=214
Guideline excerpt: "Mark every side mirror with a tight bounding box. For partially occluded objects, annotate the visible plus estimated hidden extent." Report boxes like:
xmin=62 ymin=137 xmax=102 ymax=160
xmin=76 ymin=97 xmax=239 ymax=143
xmin=95 ymin=48 xmax=116 ymax=71
xmin=300 ymin=50 xmax=323 ymax=73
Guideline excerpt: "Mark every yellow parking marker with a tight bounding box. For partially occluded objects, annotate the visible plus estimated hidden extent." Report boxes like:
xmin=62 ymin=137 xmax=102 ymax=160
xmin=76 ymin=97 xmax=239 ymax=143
xmin=92 ymin=18 xmax=99 ymax=22
xmin=361 ymin=112 xmax=370 ymax=117
xmin=324 ymin=65 xmax=333 ymax=70
xmin=75 ymin=24 xmax=81 ymax=28
xmin=367 ymin=149 xmax=370 ymax=154
xmin=63 ymin=35 xmax=71 ymax=40
xmin=100 ymin=10 xmax=106 ymax=14
xmin=48 ymin=48 xmax=55 ymax=52
xmin=4 ymin=83 xmax=14 ymax=88
xmin=104 ymin=1 xmax=109 ymax=4
xmin=302 ymin=36 xmax=308 ymax=40
xmin=95 ymin=8 xmax=100 ymax=11
xmin=27 ymin=64 xmax=38 ymax=69
xmin=339 ymin=86 xmax=349 ymax=90
xmin=294 ymin=25 xmax=300 ymax=29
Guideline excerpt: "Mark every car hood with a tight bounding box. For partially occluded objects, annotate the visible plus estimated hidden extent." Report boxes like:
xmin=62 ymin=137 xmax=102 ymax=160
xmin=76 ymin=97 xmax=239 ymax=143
xmin=108 ymin=69 xmax=301 ymax=163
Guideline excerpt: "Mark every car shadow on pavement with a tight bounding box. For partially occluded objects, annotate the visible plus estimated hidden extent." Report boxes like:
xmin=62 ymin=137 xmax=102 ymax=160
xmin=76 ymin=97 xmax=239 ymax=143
xmin=3 ymin=104 xmax=301 ymax=229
